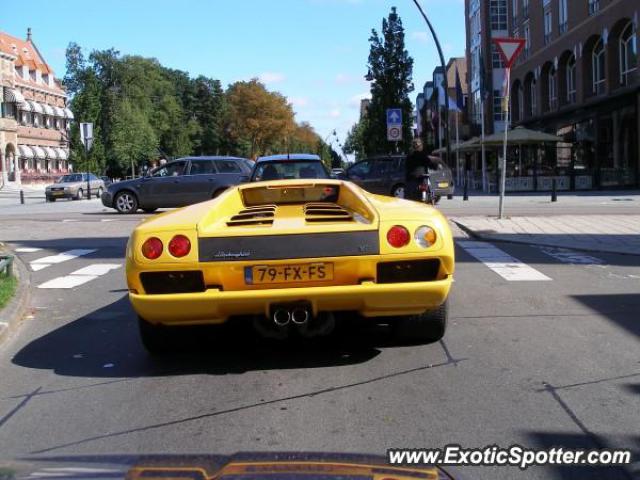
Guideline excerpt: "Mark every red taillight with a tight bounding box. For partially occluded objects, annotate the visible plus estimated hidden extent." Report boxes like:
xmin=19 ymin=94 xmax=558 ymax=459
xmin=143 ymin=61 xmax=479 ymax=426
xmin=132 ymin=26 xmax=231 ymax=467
xmin=142 ymin=237 xmax=163 ymax=259
xmin=168 ymin=235 xmax=191 ymax=258
xmin=387 ymin=225 xmax=410 ymax=248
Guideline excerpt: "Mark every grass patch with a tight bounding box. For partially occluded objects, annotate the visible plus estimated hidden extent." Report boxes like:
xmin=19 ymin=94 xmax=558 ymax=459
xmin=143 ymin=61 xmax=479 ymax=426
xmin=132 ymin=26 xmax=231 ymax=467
xmin=0 ymin=273 xmax=17 ymax=310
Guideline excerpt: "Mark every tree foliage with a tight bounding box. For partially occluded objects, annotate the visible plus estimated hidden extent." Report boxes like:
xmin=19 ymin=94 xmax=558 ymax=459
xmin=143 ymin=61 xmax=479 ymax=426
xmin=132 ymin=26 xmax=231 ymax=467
xmin=63 ymin=45 xmax=331 ymax=176
xmin=362 ymin=7 xmax=414 ymax=156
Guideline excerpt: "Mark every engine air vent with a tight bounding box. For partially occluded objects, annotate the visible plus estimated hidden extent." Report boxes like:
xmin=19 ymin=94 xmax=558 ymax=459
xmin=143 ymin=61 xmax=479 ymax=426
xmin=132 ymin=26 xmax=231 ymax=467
xmin=227 ymin=205 xmax=276 ymax=226
xmin=304 ymin=203 xmax=353 ymax=223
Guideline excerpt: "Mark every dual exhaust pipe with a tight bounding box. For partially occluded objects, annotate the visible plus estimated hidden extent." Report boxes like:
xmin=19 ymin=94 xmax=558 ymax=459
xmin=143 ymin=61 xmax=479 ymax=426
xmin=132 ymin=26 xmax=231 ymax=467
xmin=273 ymin=307 xmax=310 ymax=327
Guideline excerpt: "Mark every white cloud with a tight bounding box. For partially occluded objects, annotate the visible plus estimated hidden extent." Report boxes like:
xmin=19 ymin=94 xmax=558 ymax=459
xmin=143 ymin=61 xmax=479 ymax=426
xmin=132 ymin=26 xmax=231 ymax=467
xmin=289 ymin=96 xmax=310 ymax=108
xmin=411 ymin=31 xmax=430 ymax=43
xmin=259 ymin=72 xmax=286 ymax=84
xmin=329 ymin=109 xmax=342 ymax=118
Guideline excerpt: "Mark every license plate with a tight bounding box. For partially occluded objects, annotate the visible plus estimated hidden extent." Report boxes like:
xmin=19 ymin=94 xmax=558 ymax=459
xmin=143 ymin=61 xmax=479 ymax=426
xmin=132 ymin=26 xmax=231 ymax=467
xmin=53 ymin=191 xmax=64 ymax=196
xmin=437 ymin=182 xmax=449 ymax=188
xmin=245 ymin=263 xmax=334 ymax=285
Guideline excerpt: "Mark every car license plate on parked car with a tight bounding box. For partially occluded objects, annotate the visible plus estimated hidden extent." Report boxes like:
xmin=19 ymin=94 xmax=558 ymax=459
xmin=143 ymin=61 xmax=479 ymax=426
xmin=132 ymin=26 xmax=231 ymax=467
xmin=245 ymin=263 xmax=334 ymax=285
xmin=437 ymin=182 xmax=449 ymax=188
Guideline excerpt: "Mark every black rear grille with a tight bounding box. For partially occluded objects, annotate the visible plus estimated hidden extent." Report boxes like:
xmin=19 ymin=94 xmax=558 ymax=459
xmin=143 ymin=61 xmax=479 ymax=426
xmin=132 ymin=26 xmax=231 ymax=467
xmin=304 ymin=203 xmax=353 ymax=223
xmin=140 ymin=271 xmax=206 ymax=295
xmin=377 ymin=260 xmax=440 ymax=284
xmin=227 ymin=205 xmax=276 ymax=226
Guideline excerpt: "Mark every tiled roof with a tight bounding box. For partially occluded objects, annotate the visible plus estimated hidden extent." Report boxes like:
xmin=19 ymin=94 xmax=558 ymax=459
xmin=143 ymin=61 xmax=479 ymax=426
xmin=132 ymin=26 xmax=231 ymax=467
xmin=0 ymin=30 xmax=65 ymax=95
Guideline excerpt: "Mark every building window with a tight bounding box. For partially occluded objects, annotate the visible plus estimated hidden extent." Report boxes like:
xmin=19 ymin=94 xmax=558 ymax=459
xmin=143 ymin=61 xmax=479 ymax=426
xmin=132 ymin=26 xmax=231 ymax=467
xmin=493 ymin=90 xmax=505 ymax=121
xmin=523 ymin=23 xmax=531 ymax=57
xmin=492 ymin=44 xmax=506 ymax=68
xmin=20 ymin=111 xmax=31 ymax=125
xmin=512 ymin=0 xmax=518 ymax=26
xmin=543 ymin=8 xmax=552 ymax=45
xmin=45 ymin=115 xmax=52 ymax=129
xmin=522 ymin=0 xmax=529 ymax=18
xmin=529 ymin=79 xmax=537 ymax=116
xmin=548 ymin=68 xmax=557 ymax=110
xmin=567 ymin=55 xmax=577 ymax=103
xmin=3 ymin=102 xmax=16 ymax=119
xmin=558 ymin=0 xmax=568 ymax=34
xmin=490 ymin=0 xmax=508 ymax=31
xmin=588 ymin=0 xmax=599 ymax=16
xmin=55 ymin=118 xmax=61 ymax=130
xmin=518 ymin=87 xmax=524 ymax=120
xmin=620 ymin=22 xmax=637 ymax=86
xmin=592 ymin=38 xmax=606 ymax=95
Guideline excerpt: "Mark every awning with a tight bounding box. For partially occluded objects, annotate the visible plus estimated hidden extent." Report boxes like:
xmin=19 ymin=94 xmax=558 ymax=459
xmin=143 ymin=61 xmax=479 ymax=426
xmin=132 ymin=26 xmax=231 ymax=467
xmin=28 ymin=101 xmax=44 ymax=114
xmin=3 ymin=88 xmax=26 ymax=104
xmin=31 ymin=146 xmax=46 ymax=159
xmin=481 ymin=126 xmax=563 ymax=146
xmin=19 ymin=101 xmax=33 ymax=112
xmin=53 ymin=106 xmax=65 ymax=117
xmin=63 ymin=108 xmax=74 ymax=119
xmin=17 ymin=145 xmax=34 ymax=159
xmin=44 ymin=146 xmax=58 ymax=159
xmin=42 ymin=104 xmax=55 ymax=116
xmin=56 ymin=148 xmax=68 ymax=160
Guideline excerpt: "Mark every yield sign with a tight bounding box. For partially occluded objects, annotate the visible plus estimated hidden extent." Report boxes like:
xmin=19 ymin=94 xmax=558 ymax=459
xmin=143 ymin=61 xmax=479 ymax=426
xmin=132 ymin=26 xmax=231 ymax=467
xmin=492 ymin=37 xmax=526 ymax=68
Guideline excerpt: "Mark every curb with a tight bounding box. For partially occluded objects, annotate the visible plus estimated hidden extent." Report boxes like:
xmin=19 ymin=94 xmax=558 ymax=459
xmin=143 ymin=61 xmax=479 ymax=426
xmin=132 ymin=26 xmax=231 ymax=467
xmin=452 ymin=220 xmax=640 ymax=257
xmin=0 ymin=247 xmax=31 ymax=346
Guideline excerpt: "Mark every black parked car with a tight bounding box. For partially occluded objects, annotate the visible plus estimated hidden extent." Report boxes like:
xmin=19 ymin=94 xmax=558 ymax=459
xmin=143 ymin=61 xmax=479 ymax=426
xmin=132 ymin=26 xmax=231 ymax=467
xmin=344 ymin=155 xmax=455 ymax=202
xmin=250 ymin=154 xmax=330 ymax=181
xmin=101 ymin=156 xmax=252 ymax=214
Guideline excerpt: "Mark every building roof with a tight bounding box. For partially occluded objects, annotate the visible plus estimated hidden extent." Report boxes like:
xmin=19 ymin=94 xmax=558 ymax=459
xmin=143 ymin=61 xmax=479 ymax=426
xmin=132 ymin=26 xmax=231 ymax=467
xmin=0 ymin=29 xmax=65 ymax=95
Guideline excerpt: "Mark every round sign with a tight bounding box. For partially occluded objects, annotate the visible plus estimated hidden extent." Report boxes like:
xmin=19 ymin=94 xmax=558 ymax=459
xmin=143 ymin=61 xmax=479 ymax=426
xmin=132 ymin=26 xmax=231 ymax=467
xmin=388 ymin=127 xmax=401 ymax=140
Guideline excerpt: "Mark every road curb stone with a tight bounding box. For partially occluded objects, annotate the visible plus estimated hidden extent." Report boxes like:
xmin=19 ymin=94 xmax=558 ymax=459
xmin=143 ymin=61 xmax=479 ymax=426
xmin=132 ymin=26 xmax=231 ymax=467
xmin=0 ymin=245 xmax=31 ymax=346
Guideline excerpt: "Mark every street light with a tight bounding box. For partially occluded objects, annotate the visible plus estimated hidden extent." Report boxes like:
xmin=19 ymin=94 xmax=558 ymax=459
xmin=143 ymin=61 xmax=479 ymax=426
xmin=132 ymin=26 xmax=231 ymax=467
xmin=411 ymin=0 xmax=451 ymax=170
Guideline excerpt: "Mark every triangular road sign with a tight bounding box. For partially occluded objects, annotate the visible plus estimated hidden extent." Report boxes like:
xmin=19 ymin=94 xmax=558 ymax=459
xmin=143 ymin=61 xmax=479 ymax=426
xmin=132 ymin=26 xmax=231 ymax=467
xmin=492 ymin=38 xmax=526 ymax=69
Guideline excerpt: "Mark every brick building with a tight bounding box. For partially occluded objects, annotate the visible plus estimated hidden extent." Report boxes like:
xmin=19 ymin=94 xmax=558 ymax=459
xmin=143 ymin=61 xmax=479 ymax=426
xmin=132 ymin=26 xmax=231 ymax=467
xmin=0 ymin=28 xmax=73 ymax=187
xmin=466 ymin=0 xmax=639 ymax=190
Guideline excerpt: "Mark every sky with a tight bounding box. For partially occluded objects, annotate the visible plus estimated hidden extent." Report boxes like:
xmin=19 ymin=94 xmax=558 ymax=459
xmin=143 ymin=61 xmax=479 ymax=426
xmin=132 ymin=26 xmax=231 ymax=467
xmin=6 ymin=0 xmax=465 ymax=149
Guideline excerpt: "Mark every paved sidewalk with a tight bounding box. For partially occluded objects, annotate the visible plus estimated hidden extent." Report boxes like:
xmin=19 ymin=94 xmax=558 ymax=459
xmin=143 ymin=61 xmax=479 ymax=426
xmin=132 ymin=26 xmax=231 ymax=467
xmin=452 ymin=215 xmax=640 ymax=255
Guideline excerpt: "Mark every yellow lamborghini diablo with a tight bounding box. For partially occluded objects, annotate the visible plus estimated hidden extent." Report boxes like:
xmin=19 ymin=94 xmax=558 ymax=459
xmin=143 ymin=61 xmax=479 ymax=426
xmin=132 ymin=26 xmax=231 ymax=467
xmin=125 ymin=179 xmax=455 ymax=352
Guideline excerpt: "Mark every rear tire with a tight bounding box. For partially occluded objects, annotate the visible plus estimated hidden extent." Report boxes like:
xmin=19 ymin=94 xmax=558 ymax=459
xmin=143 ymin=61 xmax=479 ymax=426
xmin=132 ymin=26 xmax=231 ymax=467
xmin=138 ymin=317 xmax=172 ymax=355
xmin=434 ymin=195 xmax=441 ymax=204
xmin=114 ymin=191 xmax=138 ymax=214
xmin=393 ymin=300 xmax=448 ymax=343
xmin=74 ymin=188 xmax=83 ymax=200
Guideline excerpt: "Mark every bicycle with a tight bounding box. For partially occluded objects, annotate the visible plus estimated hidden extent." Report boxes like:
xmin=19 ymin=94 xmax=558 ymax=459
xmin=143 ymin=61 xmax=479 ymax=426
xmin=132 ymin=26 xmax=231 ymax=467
xmin=418 ymin=173 xmax=435 ymax=206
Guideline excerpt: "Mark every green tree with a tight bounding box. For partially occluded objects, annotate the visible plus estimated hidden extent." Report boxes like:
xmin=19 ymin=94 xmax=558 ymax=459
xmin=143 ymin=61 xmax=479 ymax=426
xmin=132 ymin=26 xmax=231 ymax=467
xmin=110 ymin=99 xmax=158 ymax=175
xmin=343 ymin=121 xmax=368 ymax=161
xmin=363 ymin=7 xmax=414 ymax=155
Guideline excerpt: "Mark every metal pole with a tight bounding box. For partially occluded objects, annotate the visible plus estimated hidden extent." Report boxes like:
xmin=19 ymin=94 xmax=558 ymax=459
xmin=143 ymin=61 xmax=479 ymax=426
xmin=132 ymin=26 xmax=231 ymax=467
xmin=412 ymin=0 xmax=451 ymax=167
xmin=498 ymin=68 xmax=511 ymax=219
xmin=481 ymin=95 xmax=487 ymax=192
xmin=20 ymin=190 xmax=24 ymax=205
xmin=455 ymin=110 xmax=460 ymax=186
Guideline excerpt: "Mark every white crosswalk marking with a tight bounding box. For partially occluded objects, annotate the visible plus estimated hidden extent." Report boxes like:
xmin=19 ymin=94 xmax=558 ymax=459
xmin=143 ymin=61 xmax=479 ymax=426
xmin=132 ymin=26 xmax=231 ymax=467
xmin=458 ymin=240 xmax=552 ymax=281
xmin=538 ymin=246 xmax=604 ymax=265
xmin=29 ymin=249 xmax=96 ymax=272
xmin=15 ymin=247 xmax=43 ymax=253
xmin=37 ymin=263 xmax=121 ymax=289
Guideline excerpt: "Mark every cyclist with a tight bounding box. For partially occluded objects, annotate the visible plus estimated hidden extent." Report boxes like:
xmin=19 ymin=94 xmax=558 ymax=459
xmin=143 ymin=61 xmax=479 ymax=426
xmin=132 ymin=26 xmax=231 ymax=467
xmin=404 ymin=139 xmax=438 ymax=202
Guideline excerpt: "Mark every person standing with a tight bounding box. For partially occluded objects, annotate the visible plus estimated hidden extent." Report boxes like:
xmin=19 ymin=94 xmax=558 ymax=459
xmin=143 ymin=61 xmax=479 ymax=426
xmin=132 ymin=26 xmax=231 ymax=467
xmin=404 ymin=139 xmax=436 ymax=201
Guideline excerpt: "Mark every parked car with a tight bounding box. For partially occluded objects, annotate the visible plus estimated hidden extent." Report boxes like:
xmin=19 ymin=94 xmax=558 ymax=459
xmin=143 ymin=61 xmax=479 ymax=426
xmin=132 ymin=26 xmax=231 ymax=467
xmin=101 ymin=156 xmax=252 ymax=214
xmin=331 ymin=167 xmax=345 ymax=176
xmin=100 ymin=176 xmax=113 ymax=187
xmin=250 ymin=154 xmax=330 ymax=181
xmin=46 ymin=173 xmax=105 ymax=202
xmin=343 ymin=155 xmax=455 ymax=202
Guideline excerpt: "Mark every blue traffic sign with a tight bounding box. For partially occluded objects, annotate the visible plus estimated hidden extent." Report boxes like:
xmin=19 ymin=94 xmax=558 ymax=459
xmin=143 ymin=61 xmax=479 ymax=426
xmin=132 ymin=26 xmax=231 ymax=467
xmin=386 ymin=108 xmax=402 ymax=126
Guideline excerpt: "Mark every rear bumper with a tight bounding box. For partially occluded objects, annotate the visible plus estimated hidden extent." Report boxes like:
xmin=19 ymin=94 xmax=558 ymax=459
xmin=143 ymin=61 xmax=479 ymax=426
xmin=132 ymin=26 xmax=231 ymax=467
xmin=46 ymin=191 xmax=74 ymax=199
xmin=129 ymin=277 xmax=453 ymax=326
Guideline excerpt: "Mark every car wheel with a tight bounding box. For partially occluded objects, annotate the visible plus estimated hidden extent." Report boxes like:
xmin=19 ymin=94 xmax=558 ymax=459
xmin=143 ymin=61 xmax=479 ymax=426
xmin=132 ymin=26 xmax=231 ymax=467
xmin=393 ymin=300 xmax=448 ymax=343
xmin=114 ymin=191 xmax=138 ymax=214
xmin=434 ymin=195 xmax=441 ymax=204
xmin=74 ymin=188 xmax=83 ymax=200
xmin=391 ymin=184 xmax=405 ymax=198
xmin=142 ymin=208 xmax=158 ymax=213
xmin=96 ymin=187 xmax=103 ymax=199
xmin=138 ymin=317 xmax=172 ymax=354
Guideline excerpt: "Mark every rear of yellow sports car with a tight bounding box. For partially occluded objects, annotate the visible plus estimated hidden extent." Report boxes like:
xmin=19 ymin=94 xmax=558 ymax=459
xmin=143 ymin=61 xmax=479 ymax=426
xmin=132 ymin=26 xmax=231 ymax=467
xmin=126 ymin=180 xmax=454 ymax=350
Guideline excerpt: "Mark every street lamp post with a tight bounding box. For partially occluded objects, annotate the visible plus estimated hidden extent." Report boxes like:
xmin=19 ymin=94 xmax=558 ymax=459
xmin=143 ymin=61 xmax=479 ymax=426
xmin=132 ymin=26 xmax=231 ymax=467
xmin=411 ymin=0 xmax=452 ymax=170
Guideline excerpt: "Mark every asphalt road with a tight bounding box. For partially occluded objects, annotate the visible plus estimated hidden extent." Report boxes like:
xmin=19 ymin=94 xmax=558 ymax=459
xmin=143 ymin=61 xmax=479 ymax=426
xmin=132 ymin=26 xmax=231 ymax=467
xmin=0 ymin=200 xmax=638 ymax=480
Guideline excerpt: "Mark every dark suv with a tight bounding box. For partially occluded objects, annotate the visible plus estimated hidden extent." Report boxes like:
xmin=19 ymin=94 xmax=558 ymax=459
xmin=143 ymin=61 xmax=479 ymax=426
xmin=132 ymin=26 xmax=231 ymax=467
xmin=101 ymin=156 xmax=251 ymax=214
xmin=344 ymin=155 xmax=455 ymax=201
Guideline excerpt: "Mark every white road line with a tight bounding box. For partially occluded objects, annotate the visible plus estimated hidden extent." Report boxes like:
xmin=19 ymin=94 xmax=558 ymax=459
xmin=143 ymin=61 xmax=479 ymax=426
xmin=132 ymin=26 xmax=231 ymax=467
xmin=37 ymin=263 xmax=121 ymax=289
xmin=62 ymin=219 xmax=78 ymax=223
xmin=538 ymin=246 xmax=604 ymax=265
xmin=458 ymin=240 xmax=552 ymax=282
xmin=71 ymin=263 xmax=121 ymax=276
xmin=15 ymin=247 xmax=43 ymax=253
xmin=30 ymin=249 xmax=96 ymax=271
xmin=100 ymin=219 xmax=117 ymax=222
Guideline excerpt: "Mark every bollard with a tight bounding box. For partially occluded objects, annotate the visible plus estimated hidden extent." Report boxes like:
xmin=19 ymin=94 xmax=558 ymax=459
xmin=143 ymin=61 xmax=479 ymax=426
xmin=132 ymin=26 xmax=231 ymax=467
xmin=447 ymin=193 xmax=453 ymax=200
xmin=20 ymin=190 xmax=24 ymax=205
xmin=551 ymin=179 xmax=557 ymax=202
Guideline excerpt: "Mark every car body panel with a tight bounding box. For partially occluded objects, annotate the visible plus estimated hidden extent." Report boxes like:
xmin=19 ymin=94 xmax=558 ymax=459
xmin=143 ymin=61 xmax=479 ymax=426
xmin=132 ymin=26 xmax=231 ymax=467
xmin=126 ymin=179 xmax=454 ymax=326
xmin=346 ymin=155 xmax=455 ymax=197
